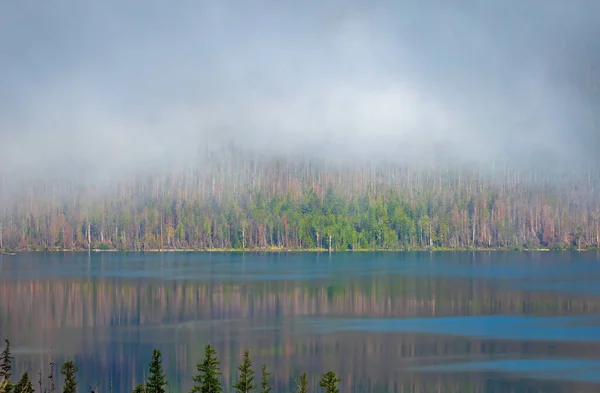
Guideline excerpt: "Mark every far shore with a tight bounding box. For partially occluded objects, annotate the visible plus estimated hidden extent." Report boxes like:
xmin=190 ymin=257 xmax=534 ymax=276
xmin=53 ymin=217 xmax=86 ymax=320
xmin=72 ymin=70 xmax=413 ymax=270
xmin=1 ymin=246 xmax=597 ymax=254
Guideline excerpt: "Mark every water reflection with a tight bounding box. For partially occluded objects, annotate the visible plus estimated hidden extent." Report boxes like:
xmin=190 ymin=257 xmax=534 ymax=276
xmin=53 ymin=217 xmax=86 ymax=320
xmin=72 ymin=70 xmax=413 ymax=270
xmin=1 ymin=252 xmax=600 ymax=392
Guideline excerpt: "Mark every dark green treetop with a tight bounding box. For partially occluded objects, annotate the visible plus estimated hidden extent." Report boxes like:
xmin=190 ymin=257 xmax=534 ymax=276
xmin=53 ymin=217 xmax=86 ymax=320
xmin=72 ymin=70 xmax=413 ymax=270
xmin=0 ymin=339 xmax=12 ymax=382
xmin=0 ymin=339 xmax=12 ymax=393
xmin=233 ymin=350 xmax=256 ymax=393
xmin=60 ymin=361 xmax=78 ymax=393
xmin=146 ymin=350 xmax=167 ymax=393
xmin=191 ymin=344 xmax=223 ymax=393
xmin=132 ymin=383 xmax=145 ymax=393
xmin=319 ymin=371 xmax=340 ymax=393
xmin=13 ymin=372 xmax=33 ymax=393
xmin=295 ymin=372 xmax=309 ymax=393
xmin=259 ymin=365 xmax=272 ymax=393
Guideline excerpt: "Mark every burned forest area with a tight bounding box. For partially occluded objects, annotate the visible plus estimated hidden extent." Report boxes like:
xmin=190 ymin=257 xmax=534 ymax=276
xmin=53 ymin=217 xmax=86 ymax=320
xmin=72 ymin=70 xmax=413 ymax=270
xmin=1 ymin=148 xmax=599 ymax=253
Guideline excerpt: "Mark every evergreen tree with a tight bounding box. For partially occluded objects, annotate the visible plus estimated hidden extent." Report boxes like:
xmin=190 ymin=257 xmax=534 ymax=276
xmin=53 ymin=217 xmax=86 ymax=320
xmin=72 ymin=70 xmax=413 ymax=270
xmin=0 ymin=378 xmax=9 ymax=393
xmin=191 ymin=344 xmax=222 ymax=393
xmin=132 ymin=384 xmax=145 ymax=393
xmin=319 ymin=371 xmax=340 ymax=393
xmin=60 ymin=361 xmax=78 ymax=393
xmin=259 ymin=365 xmax=271 ymax=393
xmin=13 ymin=372 xmax=33 ymax=393
xmin=0 ymin=339 xmax=12 ymax=393
xmin=0 ymin=340 xmax=11 ymax=382
xmin=0 ymin=379 xmax=8 ymax=393
xmin=233 ymin=350 xmax=256 ymax=393
xmin=146 ymin=350 xmax=167 ymax=393
xmin=295 ymin=372 xmax=308 ymax=393
xmin=0 ymin=375 xmax=10 ymax=393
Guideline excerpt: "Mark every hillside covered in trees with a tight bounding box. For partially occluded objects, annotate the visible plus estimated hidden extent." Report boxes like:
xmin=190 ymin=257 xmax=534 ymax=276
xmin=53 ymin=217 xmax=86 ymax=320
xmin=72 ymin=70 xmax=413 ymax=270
xmin=1 ymin=147 xmax=599 ymax=252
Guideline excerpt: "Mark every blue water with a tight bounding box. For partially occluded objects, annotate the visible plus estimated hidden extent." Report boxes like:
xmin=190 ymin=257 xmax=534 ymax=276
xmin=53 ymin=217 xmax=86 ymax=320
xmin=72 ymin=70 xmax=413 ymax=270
xmin=1 ymin=251 xmax=600 ymax=392
xmin=302 ymin=314 xmax=600 ymax=342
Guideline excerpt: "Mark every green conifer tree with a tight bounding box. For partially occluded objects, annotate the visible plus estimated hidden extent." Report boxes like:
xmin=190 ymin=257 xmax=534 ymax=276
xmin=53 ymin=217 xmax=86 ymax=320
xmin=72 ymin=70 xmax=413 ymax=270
xmin=190 ymin=344 xmax=222 ymax=393
xmin=13 ymin=372 xmax=33 ymax=393
xmin=319 ymin=371 xmax=340 ymax=393
xmin=0 ymin=378 xmax=8 ymax=393
xmin=0 ymin=339 xmax=12 ymax=393
xmin=259 ymin=365 xmax=271 ymax=393
xmin=0 ymin=376 xmax=10 ymax=393
xmin=0 ymin=340 xmax=12 ymax=381
xmin=61 ymin=361 xmax=78 ymax=393
xmin=146 ymin=350 xmax=167 ymax=393
xmin=295 ymin=372 xmax=308 ymax=393
xmin=233 ymin=350 xmax=256 ymax=393
xmin=132 ymin=383 xmax=145 ymax=393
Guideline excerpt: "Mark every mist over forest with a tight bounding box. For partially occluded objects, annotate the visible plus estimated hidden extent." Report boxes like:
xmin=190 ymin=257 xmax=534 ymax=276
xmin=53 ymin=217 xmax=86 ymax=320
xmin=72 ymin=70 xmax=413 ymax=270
xmin=1 ymin=1 xmax=599 ymax=251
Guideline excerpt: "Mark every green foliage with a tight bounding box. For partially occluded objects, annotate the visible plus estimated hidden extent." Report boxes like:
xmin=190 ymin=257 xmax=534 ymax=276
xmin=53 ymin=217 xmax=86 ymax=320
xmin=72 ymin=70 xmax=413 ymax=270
xmin=0 ymin=380 xmax=10 ymax=393
xmin=0 ymin=339 xmax=12 ymax=388
xmin=259 ymin=365 xmax=272 ymax=393
xmin=295 ymin=372 xmax=309 ymax=393
xmin=13 ymin=372 xmax=33 ymax=393
xmin=191 ymin=344 xmax=223 ymax=393
xmin=233 ymin=350 xmax=256 ymax=393
xmin=132 ymin=383 xmax=145 ymax=393
xmin=94 ymin=243 xmax=113 ymax=251
xmin=146 ymin=350 xmax=167 ymax=393
xmin=319 ymin=371 xmax=340 ymax=393
xmin=3 ymin=156 xmax=599 ymax=252
xmin=60 ymin=360 xmax=78 ymax=393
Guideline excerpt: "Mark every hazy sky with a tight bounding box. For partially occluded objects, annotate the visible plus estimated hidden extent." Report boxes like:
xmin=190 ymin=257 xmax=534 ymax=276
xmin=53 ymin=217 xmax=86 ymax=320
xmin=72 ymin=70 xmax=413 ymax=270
xmin=1 ymin=1 xmax=599 ymax=179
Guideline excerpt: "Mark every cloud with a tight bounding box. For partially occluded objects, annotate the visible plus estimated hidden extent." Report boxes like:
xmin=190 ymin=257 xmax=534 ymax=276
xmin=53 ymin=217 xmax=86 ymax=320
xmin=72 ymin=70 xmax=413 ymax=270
xmin=1 ymin=0 xmax=599 ymax=183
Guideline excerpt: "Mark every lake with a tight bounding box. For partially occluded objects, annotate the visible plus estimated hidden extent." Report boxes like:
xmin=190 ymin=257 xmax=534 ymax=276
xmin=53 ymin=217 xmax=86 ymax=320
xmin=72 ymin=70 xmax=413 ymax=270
xmin=1 ymin=251 xmax=600 ymax=392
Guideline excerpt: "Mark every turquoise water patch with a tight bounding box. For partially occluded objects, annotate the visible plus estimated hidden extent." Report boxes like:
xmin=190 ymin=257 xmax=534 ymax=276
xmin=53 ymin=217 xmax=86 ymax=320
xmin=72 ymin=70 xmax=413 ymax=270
xmin=307 ymin=315 xmax=600 ymax=342
xmin=414 ymin=358 xmax=600 ymax=383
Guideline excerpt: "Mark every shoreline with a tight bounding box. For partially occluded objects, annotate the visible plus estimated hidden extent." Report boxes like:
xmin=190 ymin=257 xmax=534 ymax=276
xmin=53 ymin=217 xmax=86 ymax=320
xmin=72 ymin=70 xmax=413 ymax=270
xmin=1 ymin=247 xmax=597 ymax=254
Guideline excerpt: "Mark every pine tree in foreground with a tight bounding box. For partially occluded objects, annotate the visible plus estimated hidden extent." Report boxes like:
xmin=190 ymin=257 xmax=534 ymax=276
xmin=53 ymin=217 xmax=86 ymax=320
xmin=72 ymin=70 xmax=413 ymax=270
xmin=259 ymin=365 xmax=271 ymax=393
xmin=233 ymin=350 xmax=256 ymax=393
xmin=0 ymin=340 xmax=12 ymax=382
xmin=61 ymin=361 xmax=78 ymax=393
xmin=132 ymin=383 xmax=145 ymax=393
xmin=295 ymin=372 xmax=308 ymax=393
xmin=146 ymin=349 xmax=167 ymax=393
xmin=191 ymin=344 xmax=222 ymax=393
xmin=0 ymin=339 xmax=12 ymax=393
xmin=0 ymin=376 xmax=10 ymax=393
xmin=13 ymin=371 xmax=33 ymax=393
xmin=319 ymin=371 xmax=340 ymax=393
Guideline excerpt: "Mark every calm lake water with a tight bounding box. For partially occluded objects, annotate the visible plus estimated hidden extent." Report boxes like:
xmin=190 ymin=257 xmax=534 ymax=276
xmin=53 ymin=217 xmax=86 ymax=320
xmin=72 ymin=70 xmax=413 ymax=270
xmin=1 ymin=251 xmax=600 ymax=393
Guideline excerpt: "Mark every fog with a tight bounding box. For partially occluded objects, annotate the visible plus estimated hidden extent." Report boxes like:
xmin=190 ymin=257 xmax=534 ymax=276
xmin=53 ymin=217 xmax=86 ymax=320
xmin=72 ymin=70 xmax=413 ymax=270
xmin=1 ymin=1 xmax=599 ymax=183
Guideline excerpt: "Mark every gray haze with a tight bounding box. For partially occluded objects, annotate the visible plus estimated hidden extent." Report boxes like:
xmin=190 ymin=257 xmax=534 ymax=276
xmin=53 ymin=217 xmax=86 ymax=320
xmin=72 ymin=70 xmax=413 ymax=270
xmin=1 ymin=1 xmax=599 ymax=181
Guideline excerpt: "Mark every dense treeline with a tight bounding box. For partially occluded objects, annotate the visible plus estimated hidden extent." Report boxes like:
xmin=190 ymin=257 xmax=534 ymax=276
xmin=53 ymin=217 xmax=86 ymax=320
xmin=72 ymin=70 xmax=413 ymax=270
xmin=0 ymin=339 xmax=341 ymax=393
xmin=1 ymin=148 xmax=599 ymax=251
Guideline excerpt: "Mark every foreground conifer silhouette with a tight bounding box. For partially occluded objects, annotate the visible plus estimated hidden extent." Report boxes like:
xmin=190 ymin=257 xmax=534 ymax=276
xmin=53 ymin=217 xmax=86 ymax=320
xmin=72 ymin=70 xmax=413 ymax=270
xmin=132 ymin=383 xmax=145 ymax=393
xmin=0 ymin=339 xmax=12 ymax=393
xmin=1 ymin=340 xmax=345 ymax=393
xmin=146 ymin=349 xmax=167 ymax=393
xmin=295 ymin=372 xmax=309 ymax=393
xmin=191 ymin=344 xmax=223 ymax=393
xmin=319 ymin=371 xmax=340 ymax=393
xmin=259 ymin=365 xmax=272 ymax=393
xmin=60 ymin=361 xmax=78 ymax=393
xmin=13 ymin=371 xmax=33 ymax=393
xmin=233 ymin=350 xmax=256 ymax=393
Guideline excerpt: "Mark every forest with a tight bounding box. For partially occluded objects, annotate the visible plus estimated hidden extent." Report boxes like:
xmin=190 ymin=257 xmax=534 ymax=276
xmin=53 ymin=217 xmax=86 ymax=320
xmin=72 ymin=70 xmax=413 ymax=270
xmin=1 ymin=147 xmax=599 ymax=252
